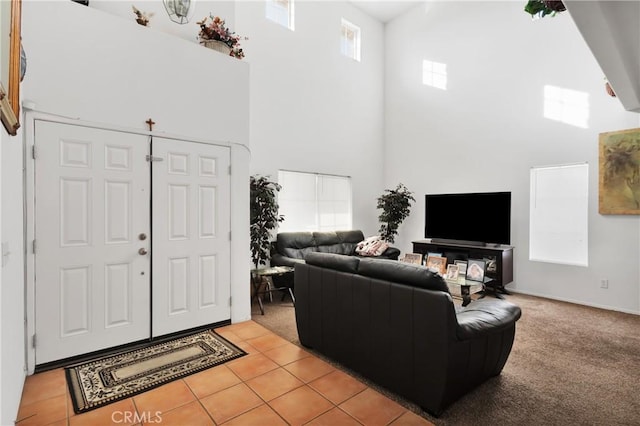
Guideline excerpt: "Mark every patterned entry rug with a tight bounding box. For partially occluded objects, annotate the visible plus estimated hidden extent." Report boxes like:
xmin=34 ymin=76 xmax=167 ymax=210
xmin=66 ymin=329 xmax=246 ymax=414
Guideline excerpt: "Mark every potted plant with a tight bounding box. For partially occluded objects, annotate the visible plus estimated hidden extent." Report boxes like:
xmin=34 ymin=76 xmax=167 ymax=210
xmin=196 ymin=14 xmax=247 ymax=59
xmin=524 ymin=0 xmax=566 ymax=18
xmin=377 ymin=183 xmax=415 ymax=243
xmin=250 ymin=175 xmax=284 ymax=269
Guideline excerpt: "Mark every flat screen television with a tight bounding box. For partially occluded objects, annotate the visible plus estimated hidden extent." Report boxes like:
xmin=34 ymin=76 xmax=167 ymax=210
xmin=425 ymin=192 xmax=511 ymax=246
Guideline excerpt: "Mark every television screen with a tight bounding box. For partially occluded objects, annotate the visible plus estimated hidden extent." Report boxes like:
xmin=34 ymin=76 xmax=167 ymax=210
xmin=425 ymin=192 xmax=511 ymax=245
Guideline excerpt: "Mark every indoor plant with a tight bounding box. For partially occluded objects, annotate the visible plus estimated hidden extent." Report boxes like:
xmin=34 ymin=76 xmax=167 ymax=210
xmin=250 ymin=175 xmax=284 ymax=269
xmin=197 ymin=14 xmax=246 ymax=59
xmin=524 ymin=0 xmax=566 ymax=18
xmin=377 ymin=183 xmax=415 ymax=243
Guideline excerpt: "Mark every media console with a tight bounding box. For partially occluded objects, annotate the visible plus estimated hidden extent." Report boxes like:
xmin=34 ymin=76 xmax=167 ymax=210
xmin=412 ymin=240 xmax=514 ymax=294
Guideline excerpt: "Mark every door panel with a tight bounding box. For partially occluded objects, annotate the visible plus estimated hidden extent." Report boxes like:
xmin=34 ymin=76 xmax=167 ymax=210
xmin=152 ymin=138 xmax=231 ymax=337
xmin=34 ymin=122 xmax=150 ymax=364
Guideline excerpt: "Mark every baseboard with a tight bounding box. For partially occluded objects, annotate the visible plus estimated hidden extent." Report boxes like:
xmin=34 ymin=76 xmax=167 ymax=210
xmin=509 ymin=289 xmax=640 ymax=316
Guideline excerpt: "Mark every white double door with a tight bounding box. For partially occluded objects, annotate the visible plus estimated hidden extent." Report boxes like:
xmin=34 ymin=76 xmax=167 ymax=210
xmin=34 ymin=122 xmax=231 ymax=364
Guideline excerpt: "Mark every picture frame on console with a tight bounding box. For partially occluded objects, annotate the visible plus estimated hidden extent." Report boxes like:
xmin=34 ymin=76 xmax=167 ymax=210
xmin=454 ymin=260 xmax=467 ymax=276
xmin=445 ymin=264 xmax=459 ymax=281
xmin=466 ymin=259 xmax=486 ymax=282
xmin=426 ymin=255 xmax=447 ymax=275
xmin=402 ymin=253 xmax=423 ymax=265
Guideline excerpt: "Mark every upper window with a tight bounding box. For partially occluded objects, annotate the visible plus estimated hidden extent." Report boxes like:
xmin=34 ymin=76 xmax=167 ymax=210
xmin=422 ymin=60 xmax=447 ymax=90
xmin=544 ymin=85 xmax=589 ymax=128
xmin=266 ymin=0 xmax=295 ymax=30
xmin=341 ymin=19 xmax=361 ymax=61
xmin=277 ymin=170 xmax=353 ymax=232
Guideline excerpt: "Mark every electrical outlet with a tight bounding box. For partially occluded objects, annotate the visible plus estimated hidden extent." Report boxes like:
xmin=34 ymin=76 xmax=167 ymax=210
xmin=600 ymin=279 xmax=609 ymax=289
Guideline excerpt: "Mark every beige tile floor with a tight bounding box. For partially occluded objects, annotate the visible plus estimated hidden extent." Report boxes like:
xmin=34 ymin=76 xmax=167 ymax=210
xmin=15 ymin=321 xmax=434 ymax=425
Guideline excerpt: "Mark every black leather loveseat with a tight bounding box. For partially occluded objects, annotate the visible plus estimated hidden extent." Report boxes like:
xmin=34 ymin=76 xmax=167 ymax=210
xmin=294 ymin=252 xmax=522 ymax=416
xmin=270 ymin=230 xmax=400 ymax=267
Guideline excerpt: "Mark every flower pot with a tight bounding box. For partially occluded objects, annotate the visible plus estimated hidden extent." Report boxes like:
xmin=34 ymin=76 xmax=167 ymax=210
xmin=201 ymin=39 xmax=231 ymax=55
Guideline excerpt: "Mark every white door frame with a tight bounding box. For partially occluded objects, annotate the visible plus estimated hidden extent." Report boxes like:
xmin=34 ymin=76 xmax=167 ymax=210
xmin=24 ymin=110 xmax=251 ymax=374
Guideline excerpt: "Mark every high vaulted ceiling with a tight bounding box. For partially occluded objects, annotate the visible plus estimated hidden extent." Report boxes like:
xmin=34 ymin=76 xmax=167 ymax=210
xmin=349 ymin=1 xmax=421 ymax=23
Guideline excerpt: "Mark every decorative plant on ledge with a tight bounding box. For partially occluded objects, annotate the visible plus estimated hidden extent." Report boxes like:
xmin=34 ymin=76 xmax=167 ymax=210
xmin=197 ymin=14 xmax=247 ymax=59
xmin=377 ymin=183 xmax=415 ymax=244
xmin=250 ymin=175 xmax=284 ymax=269
xmin=524 ymin=0 xmax=566 ymax=18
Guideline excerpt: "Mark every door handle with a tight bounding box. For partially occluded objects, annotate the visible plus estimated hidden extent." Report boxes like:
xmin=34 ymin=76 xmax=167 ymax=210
xmin=139 ymin=233 xmax=147 ymax=241
xmin=139 ymin=248 xmax=148 ymax=255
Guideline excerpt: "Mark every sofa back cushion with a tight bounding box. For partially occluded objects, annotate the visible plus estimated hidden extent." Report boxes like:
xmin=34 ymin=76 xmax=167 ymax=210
xmin=314 ymin=230 xmax=364 ymax=256
xmin=276 ymin=232 xmax=316 ymax=259
xmin=305 ymin=252 xmax=360 ymax=273
xmin=276 ymin=230 xmax=366 ymax=259
xmin=358 ymin=258 xmax=450 ymax=293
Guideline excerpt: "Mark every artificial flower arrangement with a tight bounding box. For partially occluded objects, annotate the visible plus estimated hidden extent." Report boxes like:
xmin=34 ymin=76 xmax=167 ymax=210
xmin=197 ymin=14 xmax=247 ymax=59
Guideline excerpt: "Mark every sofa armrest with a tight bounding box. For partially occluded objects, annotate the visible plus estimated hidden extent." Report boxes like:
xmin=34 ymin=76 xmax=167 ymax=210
xmin=455 ymin=299 xmax=521 ymax=340
xmin=271 ymin=253 xmax=305 ymax=267
xmin=379 ymin=247 xmax=400 ymax=260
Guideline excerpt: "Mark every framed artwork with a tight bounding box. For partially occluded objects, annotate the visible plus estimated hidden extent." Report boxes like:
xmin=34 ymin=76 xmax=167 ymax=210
xmin=425 ymin=255 xmax=447 ymax=275
xmin=401 ymin=253 xmax=423 ymax=265
xmin=454 ymin=260 xmax=467 ymax=276
xmin=0 ymin=0 xmax=22 ymax=135
xmin=445 ymin=264 xmax=459 ymax=281
xmin=466 ymin=259 xmax=486 ymax=282
xmin=599 ymin=127 xmax=640 ymax=214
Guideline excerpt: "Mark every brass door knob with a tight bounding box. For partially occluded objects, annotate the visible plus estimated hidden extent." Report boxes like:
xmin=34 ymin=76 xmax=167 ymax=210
xmin=139 ymin=233 xmax=147 ymax=240
xmin=138 ymin=248 xmax=148 ymax=255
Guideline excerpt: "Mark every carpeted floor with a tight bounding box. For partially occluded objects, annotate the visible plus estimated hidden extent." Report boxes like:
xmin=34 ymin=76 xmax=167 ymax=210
xmin=252 ymin=292 xmax=640 ymax=426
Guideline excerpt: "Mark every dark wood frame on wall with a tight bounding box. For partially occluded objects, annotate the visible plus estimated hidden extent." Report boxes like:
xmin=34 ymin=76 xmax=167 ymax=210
xmin=1 ymin=0 xmax=22 ymax=136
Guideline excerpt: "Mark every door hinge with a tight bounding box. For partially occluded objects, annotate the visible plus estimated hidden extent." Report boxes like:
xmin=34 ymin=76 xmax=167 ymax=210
xmin=145 ymin=155 xmax=164 ymax=162
xmin=32 ymin=240 xmax=36 ymax=254
xmin=32 ymin=146 xmax=37 ymax=160
xmin=229 ymin=231 xmax=232 ymax=241
xmin=32 ymin=334 xmax=36 ymax=349
xmin=228 ymin=165 xmax=232 ymax=175
xmin=229 ymin=297 xmax=232 ymax=307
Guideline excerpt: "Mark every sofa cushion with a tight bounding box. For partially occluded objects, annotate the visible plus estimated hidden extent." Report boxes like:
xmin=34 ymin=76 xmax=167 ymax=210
xmin=358 ymin=258 xmax=450 ymax=293
xmin=305 ymin=252 xmax=360 ymax=274
xmin=314 ymin=230 xmax=364 ymax=256
xmin=276 ymin=232 xmax=316 ymax=259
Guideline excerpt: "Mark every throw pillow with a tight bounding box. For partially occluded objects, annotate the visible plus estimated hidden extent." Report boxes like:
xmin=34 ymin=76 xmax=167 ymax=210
xmin=355 ymin=236 xmax=389 ymax=257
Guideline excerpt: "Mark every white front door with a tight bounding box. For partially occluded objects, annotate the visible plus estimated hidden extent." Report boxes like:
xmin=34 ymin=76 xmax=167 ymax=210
xmin=151 ymin=138 xmax=231 ymax=337
xmin=34 ymin=122 xmax=151 ymax=364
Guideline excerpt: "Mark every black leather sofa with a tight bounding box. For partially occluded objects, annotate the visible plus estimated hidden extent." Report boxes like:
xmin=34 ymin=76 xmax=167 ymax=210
xmin=294 ymin=252 xmax=522 ymax=416
xmin=270 ymin=230 xmax=400 ymax=267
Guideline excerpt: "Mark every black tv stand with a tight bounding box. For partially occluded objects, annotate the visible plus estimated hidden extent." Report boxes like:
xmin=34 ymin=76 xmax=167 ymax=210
xmin=412 ymin=239 xmax=514 ymax=293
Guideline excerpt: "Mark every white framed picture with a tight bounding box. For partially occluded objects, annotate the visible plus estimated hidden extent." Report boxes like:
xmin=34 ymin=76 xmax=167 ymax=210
xmin=454 ymin=260 xmax=467 ymax=276
xmin=445 ymin=264 xmax=460 ymax=281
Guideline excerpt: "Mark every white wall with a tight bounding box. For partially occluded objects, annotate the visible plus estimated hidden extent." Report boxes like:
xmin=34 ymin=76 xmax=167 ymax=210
xmin=385 ymin=1 xmax=640 ymax=313
xmin=235 ymin=1 xmax=386 ymax=236
xmin=1 ymin=0 xmax=26 ymax=422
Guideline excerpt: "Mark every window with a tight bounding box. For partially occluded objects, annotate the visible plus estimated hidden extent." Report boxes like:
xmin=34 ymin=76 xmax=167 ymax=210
xmin=266 ymin=0 xmax=294 ymax=30
xmin=529 ymin=163 xmax=589 ymax=267
xmin=422 ymin=60 xmax=447 ymax=90
xmin=277 ymin=170 xmax=352 ymax=232
xmin=544 ymin=85 xmax=590 ymax=128
xmin=341 ymin=19 xmax=361 ymax=61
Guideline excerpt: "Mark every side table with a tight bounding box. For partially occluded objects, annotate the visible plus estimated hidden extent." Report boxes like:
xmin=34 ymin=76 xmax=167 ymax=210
xmin=250 ymin=266 xmax=295 ymax=315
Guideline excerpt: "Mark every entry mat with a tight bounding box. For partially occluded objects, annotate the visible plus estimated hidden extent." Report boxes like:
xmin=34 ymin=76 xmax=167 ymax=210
xmin=66 ymin=329 xmax=246 ymax=414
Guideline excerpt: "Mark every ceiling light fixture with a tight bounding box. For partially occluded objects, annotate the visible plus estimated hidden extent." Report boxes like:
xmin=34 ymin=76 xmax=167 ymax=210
xmin=163 ymin=0 xmax=196 ymax=24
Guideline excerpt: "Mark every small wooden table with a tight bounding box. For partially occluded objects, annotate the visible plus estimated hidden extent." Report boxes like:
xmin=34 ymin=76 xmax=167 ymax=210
xmin=250 ymin=266 xmax=295 ymax=315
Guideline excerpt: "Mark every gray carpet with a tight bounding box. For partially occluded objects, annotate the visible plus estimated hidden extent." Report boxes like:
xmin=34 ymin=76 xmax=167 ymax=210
xmin=252 ymin=292 xmax=640 ymax=425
